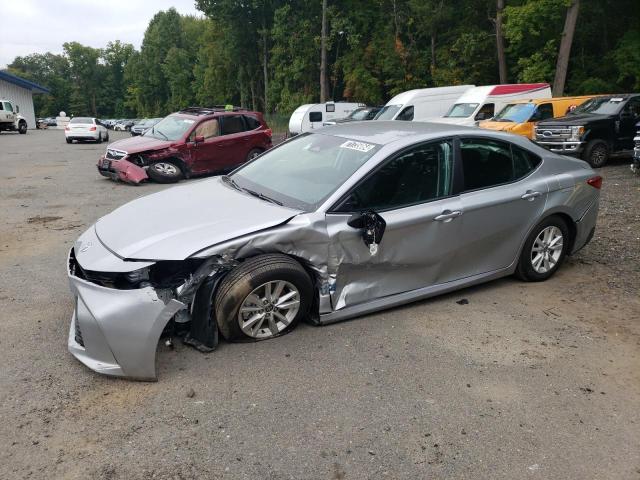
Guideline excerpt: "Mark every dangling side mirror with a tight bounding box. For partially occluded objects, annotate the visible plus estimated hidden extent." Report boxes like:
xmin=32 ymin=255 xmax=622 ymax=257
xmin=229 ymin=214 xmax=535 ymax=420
xmin=347 ymin=211 xmax=386 ymax=256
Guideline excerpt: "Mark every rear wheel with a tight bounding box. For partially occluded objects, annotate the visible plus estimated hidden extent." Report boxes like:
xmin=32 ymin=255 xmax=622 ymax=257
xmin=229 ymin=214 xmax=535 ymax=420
xmin=583 ymin=139 xmax=608 ymax=168
xmin=18 ymin=121 xmax=27 ymax=134
xmin=246 ymin=148 xmax=263 ymax=162
xmin=147 ymin=160 xmax=183 ymax=183
xmin=215 ymin=254 xmax=313 ymax=341
xmin=515 ymin=216 xmax=570 ymax=282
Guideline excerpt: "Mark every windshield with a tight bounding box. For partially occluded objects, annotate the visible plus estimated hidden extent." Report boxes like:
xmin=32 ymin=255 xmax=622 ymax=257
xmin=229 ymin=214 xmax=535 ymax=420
xmin=143 ymin=115 xmax=195 ymax=141
xmin=444 ymin=103 xmax=479 ymax=118
xmin=349 ymin=108 xmax=371 ymax=120
xmin=374 ymin=105 xmax=402 ymax=120
xmin=230 ymin=133 xmax=381 ymax=211
xmin=70 ymin=117 xmax=93 ymax=124
xmin=571 ymin=97 xmax=624 ymax=115
xmin=492 ymin=103 xmax=536 ymax=123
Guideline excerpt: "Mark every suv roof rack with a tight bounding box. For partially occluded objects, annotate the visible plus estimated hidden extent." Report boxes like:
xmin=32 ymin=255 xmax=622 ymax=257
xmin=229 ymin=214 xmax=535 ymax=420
xmin=179 ymin=106 xmax=247 ymax=115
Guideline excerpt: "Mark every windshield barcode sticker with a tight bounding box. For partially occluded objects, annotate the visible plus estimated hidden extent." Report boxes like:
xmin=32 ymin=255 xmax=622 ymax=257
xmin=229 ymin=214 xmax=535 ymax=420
xmin=340 ymin=140 xmax=376 ymax=152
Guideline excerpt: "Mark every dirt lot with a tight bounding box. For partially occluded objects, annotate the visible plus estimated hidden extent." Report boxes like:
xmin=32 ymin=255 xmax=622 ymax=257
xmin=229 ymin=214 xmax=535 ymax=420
xmin=0 ymin=129 xmax=639 ymax=479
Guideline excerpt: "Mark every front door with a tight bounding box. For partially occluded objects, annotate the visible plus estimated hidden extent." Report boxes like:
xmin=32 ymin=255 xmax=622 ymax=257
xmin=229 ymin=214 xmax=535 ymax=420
xmin=618 ymin=96 xmax=640 ymax=149
xmin=325 ymin=139 xmax=465 ymax=310
xmin=452 ymin=137 xmax=548 ymax=277
xmin=190 ymin=118 xmax=224 ymax=173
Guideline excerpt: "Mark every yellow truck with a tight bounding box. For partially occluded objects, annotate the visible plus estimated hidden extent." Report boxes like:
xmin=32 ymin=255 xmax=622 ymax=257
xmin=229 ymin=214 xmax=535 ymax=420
xmin=479 ymin=96 xmax=596 ymax=139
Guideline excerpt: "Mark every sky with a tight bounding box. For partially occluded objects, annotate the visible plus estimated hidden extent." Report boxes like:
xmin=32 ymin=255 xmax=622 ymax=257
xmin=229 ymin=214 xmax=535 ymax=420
xmin=0 ymin=0 xmax=202 ymax=68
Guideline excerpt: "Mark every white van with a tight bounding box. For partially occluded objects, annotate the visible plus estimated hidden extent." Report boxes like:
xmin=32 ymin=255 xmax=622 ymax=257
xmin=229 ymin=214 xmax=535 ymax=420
xmin=374 ymin=85 xmax=475 ymax=122
xmin=288 ymin=102 xmax=365 ymax=135
xmin=433 ymin=83 xmax=552 ymax=126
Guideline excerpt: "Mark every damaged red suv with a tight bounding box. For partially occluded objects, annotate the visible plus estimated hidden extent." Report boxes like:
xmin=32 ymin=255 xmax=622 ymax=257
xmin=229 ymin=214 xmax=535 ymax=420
xmin=97 ymin=107 xmax=272 ymax=184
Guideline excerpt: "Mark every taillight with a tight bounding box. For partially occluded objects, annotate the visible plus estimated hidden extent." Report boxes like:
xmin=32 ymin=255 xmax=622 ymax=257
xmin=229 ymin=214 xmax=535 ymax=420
xmin=265 ymin=128 xmax=272 ymax=137
xmin=587 ymin=176 xmax=602 ymax=189
xmin=89 ymin=126 xmax=96 ymax=131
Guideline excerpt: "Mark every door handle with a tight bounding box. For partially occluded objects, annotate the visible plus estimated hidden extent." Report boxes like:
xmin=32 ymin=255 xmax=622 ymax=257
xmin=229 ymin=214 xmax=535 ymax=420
xmin=521 ymin=190 xmax=542 ymax=201
xmin=434 ymin=210 xmax=462 ymax=222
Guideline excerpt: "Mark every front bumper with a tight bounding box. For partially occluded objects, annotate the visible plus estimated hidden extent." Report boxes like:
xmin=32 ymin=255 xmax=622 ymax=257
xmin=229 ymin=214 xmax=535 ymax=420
xmin=97 ymin=156 xmax=149 ymax=184
xmin=536 ymin=140 xmax=584 ymax=155
xmin=67 ymin=245 xmax=185 ymax=380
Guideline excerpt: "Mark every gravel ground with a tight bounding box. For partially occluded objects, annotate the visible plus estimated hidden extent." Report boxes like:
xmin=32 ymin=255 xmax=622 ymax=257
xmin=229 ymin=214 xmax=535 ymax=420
xmin=0 ymin=129 xmax=639 ymax=479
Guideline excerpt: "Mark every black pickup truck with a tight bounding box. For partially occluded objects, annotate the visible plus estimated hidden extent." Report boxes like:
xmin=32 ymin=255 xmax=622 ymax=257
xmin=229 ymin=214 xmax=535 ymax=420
xmin=535 ymin=94 xmax=640 ymax=167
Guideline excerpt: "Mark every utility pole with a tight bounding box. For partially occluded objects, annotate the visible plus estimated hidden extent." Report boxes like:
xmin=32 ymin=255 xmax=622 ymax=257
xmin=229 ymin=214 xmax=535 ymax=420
xmin=495 ymin=0 xmax=508 ymax=83
xmin=320 ymin=0 xmax=329 ymax=102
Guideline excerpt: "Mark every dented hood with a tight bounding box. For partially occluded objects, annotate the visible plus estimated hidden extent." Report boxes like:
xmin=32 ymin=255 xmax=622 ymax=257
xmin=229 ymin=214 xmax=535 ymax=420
xmin=107 ymin=135 xmax=173 ymax=154
xmin=95 ymin=177 xmax=301 ymax=261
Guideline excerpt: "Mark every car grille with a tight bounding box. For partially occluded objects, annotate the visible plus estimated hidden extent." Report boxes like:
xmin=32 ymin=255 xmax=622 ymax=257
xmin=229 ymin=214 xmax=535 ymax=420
xmin=535 ymin=126 xmax=572 ymax=141
xmin=105 ymin=148 xmax=127 ymax=160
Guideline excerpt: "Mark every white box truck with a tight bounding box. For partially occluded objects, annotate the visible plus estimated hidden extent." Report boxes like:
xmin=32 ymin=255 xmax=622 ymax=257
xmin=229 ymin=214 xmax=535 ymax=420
xmin=373 ymin=86 xmax=475 ymax=122
xmin=288 ymin=102 xmax=365 ymax=135
xmin=433 ymin=83 xmax=552 ymax=126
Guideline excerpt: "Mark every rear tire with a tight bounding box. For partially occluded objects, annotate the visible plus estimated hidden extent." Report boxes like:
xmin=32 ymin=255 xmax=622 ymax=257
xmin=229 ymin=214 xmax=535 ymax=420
xmin=246 ymin=148 xmax=263 ymax=163
xmin=582 ymin=139 xmax=608 ymax=168
xmin=147 ymin=160 xmax=183 ymax=183
xmin=515 ymin=216 xmax=570 ymax=282
xmin=215 ymin=254 xmax=313 ymax=342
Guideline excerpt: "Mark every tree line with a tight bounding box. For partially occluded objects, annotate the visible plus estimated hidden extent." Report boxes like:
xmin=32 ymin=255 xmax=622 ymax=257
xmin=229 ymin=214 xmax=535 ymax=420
xmin=6 ymin=0 xmax=640 ymax=119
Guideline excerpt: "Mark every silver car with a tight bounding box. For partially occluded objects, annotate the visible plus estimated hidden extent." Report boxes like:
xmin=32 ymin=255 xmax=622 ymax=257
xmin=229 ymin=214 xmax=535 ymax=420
xmin=67 ymin=122 xmax=601 ymax=380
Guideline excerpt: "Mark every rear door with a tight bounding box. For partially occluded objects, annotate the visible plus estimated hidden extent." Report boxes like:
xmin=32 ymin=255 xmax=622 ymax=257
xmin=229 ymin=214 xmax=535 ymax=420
xmin=325 ymin=139 xmax=465 ymax=309
xmin=452 ymin=137 xmax=547 ymax=277
xmin=217 ymin=114 xmax=252 ymax=166
xmin=242 ymin=114 xmax=268 ymax=151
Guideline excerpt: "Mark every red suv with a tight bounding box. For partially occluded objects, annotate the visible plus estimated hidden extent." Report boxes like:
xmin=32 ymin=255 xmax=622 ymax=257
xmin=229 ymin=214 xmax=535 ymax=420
xmin=97 ymin=107 xmax=272 ymax=184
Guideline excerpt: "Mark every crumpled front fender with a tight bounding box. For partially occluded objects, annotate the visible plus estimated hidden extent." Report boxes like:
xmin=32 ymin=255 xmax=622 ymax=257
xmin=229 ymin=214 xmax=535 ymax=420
xmin=111 ymin=159 xmax=149 ymax=184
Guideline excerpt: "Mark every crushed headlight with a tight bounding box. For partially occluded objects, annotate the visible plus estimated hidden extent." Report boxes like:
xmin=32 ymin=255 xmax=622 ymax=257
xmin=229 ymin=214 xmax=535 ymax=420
xmin=570 ymin=126 xmax=584 ymax=141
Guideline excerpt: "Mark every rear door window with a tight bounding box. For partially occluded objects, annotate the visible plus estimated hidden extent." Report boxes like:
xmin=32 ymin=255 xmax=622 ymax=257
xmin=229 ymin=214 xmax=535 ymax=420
xmin=460 ymin=138 xmax=541 ymax=191
xmin=220 ymin=115 xmax=246 ymax=135
xmin=244 ymin=115 xmax=261 ymax=130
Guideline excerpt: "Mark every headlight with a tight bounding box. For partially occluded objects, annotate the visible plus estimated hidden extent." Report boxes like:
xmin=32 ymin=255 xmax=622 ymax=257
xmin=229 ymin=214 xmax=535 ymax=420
xmin=125 ymin=267 xmax=150 ymax=283
xmin=570 ymin=126 xmax=584 ymax=141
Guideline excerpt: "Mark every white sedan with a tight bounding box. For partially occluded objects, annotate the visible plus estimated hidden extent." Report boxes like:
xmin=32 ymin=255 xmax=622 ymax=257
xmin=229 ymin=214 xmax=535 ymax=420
xmin=65 ymin=117 xmax=109 ymax=144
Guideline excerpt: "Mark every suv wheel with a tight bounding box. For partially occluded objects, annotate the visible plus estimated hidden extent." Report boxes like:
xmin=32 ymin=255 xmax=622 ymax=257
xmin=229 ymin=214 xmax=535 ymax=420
xmin=148 ymin=161 xmax=183 ymax=183
xmin=583 ymin=140 xmax=608 ymax=168
xmin=215 ymin=254 xmax=313 ymax=341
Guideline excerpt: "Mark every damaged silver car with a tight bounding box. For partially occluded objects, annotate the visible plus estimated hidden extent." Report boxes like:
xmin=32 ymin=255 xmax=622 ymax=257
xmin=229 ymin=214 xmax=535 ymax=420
xmin=68 ymin=122 xmax=601 ymax=380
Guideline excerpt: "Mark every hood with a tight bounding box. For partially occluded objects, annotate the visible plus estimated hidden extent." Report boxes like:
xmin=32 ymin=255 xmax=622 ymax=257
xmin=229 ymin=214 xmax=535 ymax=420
xmin=107 ymin=134 xmax=173 ymax=154
xmin=95 ymin=177 xmax=301 ymax=261
xmin=426 ymin=116 xmax=474 ymax=126
xmin=536 ymin=113 xmax=612 ymax=127
xmin=479 ymin=121 xmax=515 ymax=132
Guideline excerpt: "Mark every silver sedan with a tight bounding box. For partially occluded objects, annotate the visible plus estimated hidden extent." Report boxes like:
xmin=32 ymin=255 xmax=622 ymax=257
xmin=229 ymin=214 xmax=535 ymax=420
xmin=67 ymin=122 xmax=601 ymax=380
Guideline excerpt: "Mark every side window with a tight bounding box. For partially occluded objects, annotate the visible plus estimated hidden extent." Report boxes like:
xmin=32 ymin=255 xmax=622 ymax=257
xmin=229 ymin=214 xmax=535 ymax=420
xmin=244 ymin=115 xmax=261 ymax=130
xmin=623 ymin=97 xmax=640 ymax=118
xmin=534 ymin=103 xmax=554 ymax=121
xmin=0 ymin=102 xmax=3 ymax=110
xmin=4 ymin=102 xmax=14 ymax=112
xmin=337 ymin=140 xmax=453 ymax=212
xmin=195 ymin=118 xmax=219 ymax=140
xmin=474 ymin=103 xmax=494 ymax=121
xmin=460 ymin=138 xmax=514 ymax=191
xmin=326 ymin=104 xmax=335 ymax=112
xmin=220 ymin=115 xmax=246 ymax=135
xmin=396 ymin=106 xmax=414 ymax=121
xmin=309 ymin=111 xmax=322 ymax=122
xmin=512 ymin=144 xmax=542 ymax=179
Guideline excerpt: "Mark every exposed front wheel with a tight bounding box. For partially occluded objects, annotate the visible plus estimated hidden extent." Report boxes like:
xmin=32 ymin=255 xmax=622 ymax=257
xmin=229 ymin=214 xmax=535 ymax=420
xmin=147 ymin=161 xmax=183 ymax=183
xmin=215 ymin=254 xmax=313 ymax=341
xmin=583 ymin=140 xmax=608 ymax=168
xmin=515 ymin=216 xmax=570 ymax=282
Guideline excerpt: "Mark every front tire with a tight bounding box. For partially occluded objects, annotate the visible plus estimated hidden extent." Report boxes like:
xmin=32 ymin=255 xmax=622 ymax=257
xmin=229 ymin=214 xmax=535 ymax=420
xmin=66 ymin=138 xmax=72 ymax=144
xmin=583 ymin=139 xmax=608 ymax=168
xmin=96 ymin=133 xmax=102 ymax=143
xmin=215 ymin=254 xmax=313 ymax=341
xmin=18 ymin=121 xmax=27 ymax=134
xmin=246 ymin=148 xmax=263 ymax=163
xmin=147 ymin=160 xmax=183 ymax=183
xmin=515 ymin=216 xmax=570 ymax=282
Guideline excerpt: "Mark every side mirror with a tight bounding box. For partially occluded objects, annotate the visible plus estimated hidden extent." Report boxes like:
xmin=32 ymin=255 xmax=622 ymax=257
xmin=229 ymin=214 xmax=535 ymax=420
xmin=347 ymin=211 xmax=386 ymax=255
xmin=194 ymin=135 xmax=205 ymax=143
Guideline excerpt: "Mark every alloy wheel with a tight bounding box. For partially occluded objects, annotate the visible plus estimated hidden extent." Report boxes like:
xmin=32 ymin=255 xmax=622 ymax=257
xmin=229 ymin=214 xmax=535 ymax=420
xmin=531 ymin=226 xmax=563 ymax=274
xmin=153 ymin=163 xmax=178 ymax=175
xmin=237 ymin=281 xmax=300 ymax=339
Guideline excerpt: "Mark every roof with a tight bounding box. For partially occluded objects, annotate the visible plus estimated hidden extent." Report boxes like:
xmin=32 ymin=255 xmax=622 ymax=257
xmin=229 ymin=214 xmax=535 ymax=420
xmin=489 ymin=83 xmax=549 ymax=95
xmin=178 ymin=106 xmax=247 ymax=116
xmin=0 ymin=70 xmax=50 ymax=94
xmin=317 ymin=120 xmax=480 ymax=145
xmin=508 ymin=95 xmax=597 ymax=105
